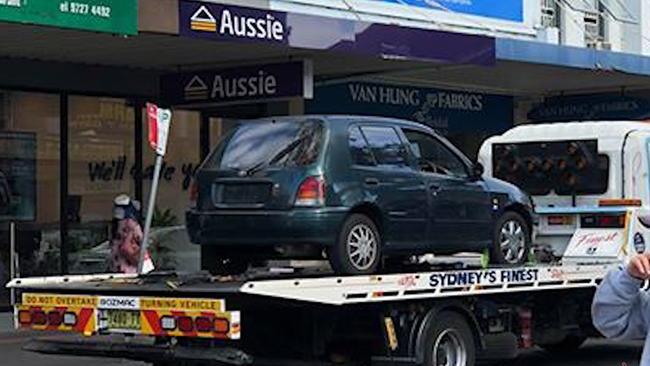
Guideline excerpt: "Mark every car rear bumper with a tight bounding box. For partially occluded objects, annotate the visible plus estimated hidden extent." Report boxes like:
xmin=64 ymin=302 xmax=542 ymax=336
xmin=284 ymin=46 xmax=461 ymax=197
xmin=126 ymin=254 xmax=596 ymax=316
xmin=186 ymin=207 xmax=348 ymax=247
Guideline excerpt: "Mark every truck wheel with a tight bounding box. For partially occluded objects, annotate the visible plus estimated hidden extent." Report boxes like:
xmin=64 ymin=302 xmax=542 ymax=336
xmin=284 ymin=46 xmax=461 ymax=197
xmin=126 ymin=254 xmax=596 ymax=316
xmin=539 ymin=335 xmax=586 ymax=352
xmin=422 ymin=311 xmax=476 ymax=366
xmin=490 ymin=211 xmax=531 ymax=266
xmin=328 ymin=214 xmax=381 ymax=275
xmin=200 ymin=246 xmax=249 ymax=276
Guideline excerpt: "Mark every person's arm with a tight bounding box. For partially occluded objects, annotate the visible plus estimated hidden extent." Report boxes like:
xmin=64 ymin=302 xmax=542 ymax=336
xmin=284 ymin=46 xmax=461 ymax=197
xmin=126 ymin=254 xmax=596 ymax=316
xmin=592 ymin=255 xmax=650 ymax=340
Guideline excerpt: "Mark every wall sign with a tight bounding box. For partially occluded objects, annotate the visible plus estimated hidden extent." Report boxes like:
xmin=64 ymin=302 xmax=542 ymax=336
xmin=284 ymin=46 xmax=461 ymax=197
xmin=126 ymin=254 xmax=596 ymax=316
xmin=161 ymin=60 xmax=313 ymax=106
xmin=306 ymin=81 xmax=513 ymax=134
xmin=376 ymin=0 xmax=524 ymax=22
xmin=528 ymin=94 xmax=650 ymax=122
xmin=0 ymin=0 xmax=138 ymax=35
xmin=179 ymin=0 xmax=495 ymax=66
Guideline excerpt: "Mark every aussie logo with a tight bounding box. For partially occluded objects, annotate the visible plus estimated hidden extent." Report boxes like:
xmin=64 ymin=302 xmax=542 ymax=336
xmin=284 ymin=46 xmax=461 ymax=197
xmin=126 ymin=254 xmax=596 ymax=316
xmin=189 ymin=5 xmax=286 ymax=42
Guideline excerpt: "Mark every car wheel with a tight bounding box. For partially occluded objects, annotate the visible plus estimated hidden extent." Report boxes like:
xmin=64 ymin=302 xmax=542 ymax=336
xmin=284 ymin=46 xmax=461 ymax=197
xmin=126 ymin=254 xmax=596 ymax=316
xmin=200 ymin=246 xmax=249 ymax=276
xmin=422 ymin=311 xmax=476 ymax=366
xmin=490 ymin=211 xmax=531 ymax=266
xmin=329 ymin=214 xmax=381 ymax=275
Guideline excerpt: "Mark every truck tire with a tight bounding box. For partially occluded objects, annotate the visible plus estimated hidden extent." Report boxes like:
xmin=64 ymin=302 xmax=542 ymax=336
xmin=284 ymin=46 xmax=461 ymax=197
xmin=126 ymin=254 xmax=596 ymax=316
xmin=538 ymin=335 xmax=586 ymax=352
xmin=422 ymin=311 xmax=476 ymax=366
xmin=490 ymin=211 xmax=531 ymax=266
xmin=200 ymin=246 xmax=249 ymax=276
xmin=328 ymin=214 xmax=381 ymax=275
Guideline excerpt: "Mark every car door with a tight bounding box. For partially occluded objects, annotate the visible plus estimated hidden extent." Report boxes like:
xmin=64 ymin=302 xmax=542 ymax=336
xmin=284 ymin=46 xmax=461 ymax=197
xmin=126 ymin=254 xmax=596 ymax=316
xmin=351 ymin=124 xmax=428 ymax=249
xmin=401 ymin=128 xmax=493 ymax=250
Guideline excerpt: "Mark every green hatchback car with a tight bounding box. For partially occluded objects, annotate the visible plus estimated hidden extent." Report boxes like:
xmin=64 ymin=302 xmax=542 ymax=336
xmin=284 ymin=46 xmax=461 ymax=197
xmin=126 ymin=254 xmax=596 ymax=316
xmin=186 ymin=115 xmax=535 ymax=275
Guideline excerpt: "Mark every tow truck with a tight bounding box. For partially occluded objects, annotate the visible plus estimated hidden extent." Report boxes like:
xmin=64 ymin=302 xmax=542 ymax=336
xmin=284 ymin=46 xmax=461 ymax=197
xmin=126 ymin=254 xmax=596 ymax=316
xmin=7 ymin=202 xmax=646 ymax=366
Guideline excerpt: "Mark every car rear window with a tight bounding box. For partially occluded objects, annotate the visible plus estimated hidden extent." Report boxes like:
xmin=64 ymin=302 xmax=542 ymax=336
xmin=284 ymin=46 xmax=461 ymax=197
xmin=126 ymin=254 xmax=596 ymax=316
xmin=206 ymin=119 xmax=324 ymax=171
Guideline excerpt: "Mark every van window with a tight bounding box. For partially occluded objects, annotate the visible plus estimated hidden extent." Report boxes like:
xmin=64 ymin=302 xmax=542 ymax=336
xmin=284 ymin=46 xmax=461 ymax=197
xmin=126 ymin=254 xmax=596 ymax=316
xmin=492 ymin=140 xmax=609 ymax=195
xmin=360 ymin=126 xmax=408 ymax=167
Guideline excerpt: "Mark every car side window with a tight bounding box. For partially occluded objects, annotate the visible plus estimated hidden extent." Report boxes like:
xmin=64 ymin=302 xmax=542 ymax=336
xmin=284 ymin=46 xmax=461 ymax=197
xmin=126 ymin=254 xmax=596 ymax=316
xmin=348 ymin=126 xmax=375 ymax=166
xmin=403 ymin=129 xmax=469 ymax=178
xmin=360 ymin=126 xmax=408 ymax=167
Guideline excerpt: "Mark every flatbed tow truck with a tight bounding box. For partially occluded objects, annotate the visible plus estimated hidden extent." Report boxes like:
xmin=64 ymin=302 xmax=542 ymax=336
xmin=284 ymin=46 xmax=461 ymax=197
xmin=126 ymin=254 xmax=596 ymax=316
xmin=6 ymin=243 xmax=626 ymax=366
xmin=9 ymin=185 xmax=648 ymax=366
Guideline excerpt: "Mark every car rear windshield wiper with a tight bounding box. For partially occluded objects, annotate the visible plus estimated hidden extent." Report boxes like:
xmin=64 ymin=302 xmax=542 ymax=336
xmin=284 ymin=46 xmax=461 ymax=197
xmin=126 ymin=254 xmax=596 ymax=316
xmin=245 ymin=137 xmax=306 ymax=176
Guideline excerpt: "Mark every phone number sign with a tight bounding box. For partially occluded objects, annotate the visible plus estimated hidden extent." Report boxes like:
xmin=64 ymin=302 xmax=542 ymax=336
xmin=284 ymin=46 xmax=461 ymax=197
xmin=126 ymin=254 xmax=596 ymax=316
xmin=0 ymin=0 xmax=137 ymax=35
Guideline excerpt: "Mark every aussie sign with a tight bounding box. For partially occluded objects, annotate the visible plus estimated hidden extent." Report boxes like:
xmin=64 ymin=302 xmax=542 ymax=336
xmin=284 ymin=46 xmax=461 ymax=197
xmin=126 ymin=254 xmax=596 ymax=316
xmin=161 ymin=61 xmax=313 ymax=106
xmin=180 ymin=1 xmax=287 ymax=45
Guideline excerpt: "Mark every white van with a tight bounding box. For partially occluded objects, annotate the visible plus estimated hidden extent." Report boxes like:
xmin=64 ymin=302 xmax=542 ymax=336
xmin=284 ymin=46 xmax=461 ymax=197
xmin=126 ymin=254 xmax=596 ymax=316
xmin=478 ymin=121 xmax=650 ymax=258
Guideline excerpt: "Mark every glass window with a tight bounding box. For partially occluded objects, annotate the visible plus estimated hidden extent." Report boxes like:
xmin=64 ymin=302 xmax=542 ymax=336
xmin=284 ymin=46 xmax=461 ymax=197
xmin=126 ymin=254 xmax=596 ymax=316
xmin=348 ymin=126 xmax=375 ymax=166
xmin=0 ymin=91 xmax=61 ymax=307
xmin=207 ymin=119 xmax=324 ymax=171
xmin=403 ymin=129 xmax=468 ymax=178
xmin=360 ymin=126 xmax=407 ymax=167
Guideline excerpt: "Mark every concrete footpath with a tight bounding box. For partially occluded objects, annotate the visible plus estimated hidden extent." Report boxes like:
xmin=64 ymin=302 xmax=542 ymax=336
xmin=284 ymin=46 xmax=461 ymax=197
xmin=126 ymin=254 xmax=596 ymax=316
xmin=1 ymin=311 xmax=14 ymax=334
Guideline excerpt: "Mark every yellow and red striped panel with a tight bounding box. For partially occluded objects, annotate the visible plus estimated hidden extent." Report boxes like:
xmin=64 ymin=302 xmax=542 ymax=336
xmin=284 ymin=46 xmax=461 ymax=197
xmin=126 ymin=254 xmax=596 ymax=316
xmin=17 ymin=294 xmax=97 ymax=335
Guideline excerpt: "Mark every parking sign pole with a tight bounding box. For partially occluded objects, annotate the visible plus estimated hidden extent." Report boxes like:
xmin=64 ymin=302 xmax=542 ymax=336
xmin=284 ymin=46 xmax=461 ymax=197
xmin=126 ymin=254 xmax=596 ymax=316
xmin=138 ymin=103 xmax=172 ymax=275
xmin=138 ymin=154 xmax=163 ymax=274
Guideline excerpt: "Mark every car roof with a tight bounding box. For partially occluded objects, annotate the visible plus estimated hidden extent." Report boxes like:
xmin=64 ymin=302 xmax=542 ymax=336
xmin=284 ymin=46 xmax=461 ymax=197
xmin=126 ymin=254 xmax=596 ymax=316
xmin=246 ymin=114 xmax=434 ymax=131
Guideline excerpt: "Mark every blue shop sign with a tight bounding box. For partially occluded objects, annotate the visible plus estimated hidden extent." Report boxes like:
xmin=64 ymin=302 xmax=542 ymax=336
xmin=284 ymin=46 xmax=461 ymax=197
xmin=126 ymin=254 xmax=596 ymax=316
xmin=376 ymin=0 xmax=524 ymax=22
xmin=528 ymin=94 xmax=650 ymax=122
xmin=305 ymin=82 xmax=513 ymax=134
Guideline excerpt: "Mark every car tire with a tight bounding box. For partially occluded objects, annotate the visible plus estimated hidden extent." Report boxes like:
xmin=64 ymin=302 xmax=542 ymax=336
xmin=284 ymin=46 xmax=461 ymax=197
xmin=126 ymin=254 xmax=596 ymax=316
xmin=422 ymin=311 xmax=476 ymax=366
xmin=329 ymin=214 xmax=381 ymax=275
xmin=200 ymin=246 xmax=249 ymax=276
xmin=490 ymin=211 xmax=531 ymax=266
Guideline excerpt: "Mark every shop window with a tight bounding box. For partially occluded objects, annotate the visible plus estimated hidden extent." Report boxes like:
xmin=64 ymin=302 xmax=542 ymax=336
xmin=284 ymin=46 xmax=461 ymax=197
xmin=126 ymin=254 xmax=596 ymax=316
xmin=0 ymin=91 xmax=60 ymax=307
xmin=68 ymin=96 xmax=135 ymax=274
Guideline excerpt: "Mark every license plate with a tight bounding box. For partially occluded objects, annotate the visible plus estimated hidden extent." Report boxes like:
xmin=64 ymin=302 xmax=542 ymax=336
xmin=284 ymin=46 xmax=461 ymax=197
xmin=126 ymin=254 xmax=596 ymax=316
xmin=105 ymin=310 xmax=141 ymax=331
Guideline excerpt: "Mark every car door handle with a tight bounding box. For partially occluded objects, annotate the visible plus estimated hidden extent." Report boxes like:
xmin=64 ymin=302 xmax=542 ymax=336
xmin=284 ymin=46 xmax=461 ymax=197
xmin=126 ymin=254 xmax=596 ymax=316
xmin=364 ymin=178 xmax=380 ymax=186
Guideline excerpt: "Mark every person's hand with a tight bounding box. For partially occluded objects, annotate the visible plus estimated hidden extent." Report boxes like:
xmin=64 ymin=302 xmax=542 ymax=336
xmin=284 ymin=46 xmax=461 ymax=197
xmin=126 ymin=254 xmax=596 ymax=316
xmin=628 ymin=254 xmax=650 ymax=280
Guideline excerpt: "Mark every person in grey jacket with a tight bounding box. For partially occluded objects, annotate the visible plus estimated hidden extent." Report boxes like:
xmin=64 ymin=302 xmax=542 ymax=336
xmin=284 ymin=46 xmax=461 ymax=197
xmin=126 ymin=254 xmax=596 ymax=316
xmin=592 ymin=253 xmax=650 ymax=365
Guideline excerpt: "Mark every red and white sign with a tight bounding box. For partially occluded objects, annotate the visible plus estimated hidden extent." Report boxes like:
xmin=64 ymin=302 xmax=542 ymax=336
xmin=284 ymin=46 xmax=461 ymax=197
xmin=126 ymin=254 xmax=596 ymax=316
xmin=147 ymin=103 xmax=172 ymax=156
xmin=564 ymin=228 xmax=624 ymax=259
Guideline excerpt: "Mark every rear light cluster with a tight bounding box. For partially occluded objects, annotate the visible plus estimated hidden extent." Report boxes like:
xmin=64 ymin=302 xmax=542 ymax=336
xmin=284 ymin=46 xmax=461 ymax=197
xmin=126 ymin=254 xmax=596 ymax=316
xmin=581 ymin=214 xmax=626 ymax=229
xmin=159 ymin=315 xmax=229 ymax=334
xmin=18 ymin=310 xmax=77 ymax=327
xmin=189 ymin=179 xmax=199 ymax=209
xmin=295 ymin=176 xmax=326 ymax=207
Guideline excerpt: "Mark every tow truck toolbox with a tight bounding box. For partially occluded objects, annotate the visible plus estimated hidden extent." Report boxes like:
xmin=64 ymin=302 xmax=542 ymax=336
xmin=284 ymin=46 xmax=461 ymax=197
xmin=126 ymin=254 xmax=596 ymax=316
xmin=8 ymin=259 xmax=615 ymax=366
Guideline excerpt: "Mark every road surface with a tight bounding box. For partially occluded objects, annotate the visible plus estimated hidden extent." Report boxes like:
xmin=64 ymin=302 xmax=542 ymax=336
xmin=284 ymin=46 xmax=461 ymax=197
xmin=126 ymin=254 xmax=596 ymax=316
xmin=0 ymin=332 xmax=642 ymax=366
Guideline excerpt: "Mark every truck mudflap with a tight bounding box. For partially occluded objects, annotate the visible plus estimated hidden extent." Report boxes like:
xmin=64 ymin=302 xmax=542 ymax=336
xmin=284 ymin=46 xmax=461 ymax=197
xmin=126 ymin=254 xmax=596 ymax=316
xmin=15 ymin=293 xmax=241 ymax=340
xmin=23 ymin=336 xmax=253 ymax=365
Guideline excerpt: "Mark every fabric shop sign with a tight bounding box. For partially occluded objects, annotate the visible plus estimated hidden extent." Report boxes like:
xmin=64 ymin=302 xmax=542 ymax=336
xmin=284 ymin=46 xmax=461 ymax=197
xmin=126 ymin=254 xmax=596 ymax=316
xmin=0 ymin=0 xmax=137 ymax=35
xmin=161 ymin=61 xmax=313 ymax=106
xmin=376 ymin=0 xmax=524 ymax=22
xmin=306 ymin=82 xmax=513 ymax=134
xmin=528 ymin=94 xmax=650 ymax=122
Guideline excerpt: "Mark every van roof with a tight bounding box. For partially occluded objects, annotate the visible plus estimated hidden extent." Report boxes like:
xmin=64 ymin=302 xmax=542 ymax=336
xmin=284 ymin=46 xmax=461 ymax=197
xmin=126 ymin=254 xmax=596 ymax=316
xmin=494 ymin=121 xmax=650 ymax=141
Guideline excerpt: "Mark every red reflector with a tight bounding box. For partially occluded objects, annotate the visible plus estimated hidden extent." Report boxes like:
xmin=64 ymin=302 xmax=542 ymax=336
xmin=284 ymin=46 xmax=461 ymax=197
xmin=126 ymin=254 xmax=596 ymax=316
xmin=195 ymin=317 xmax=213 ymax=333
xmin=214 ymin=318 xmax=230 ymax=334
xmin=189 ymin=180 xmax=199 ymax=209
xmin=18 ymin=311 xmax=31 ymax=325
xmin=47 ymin=312 xmax=63 ymax=327
xmin=32 ymin=310 xmax=46 ymax=326
xmin=177 ymin=316 xmax=194 ymax=332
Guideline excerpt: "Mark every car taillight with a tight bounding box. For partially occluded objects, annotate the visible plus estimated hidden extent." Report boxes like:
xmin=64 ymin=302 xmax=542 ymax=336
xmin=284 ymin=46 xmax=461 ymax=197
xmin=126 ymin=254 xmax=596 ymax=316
xmin=47 ymin=311 xmax=63 ymax=326
xmin=189 ymin=179 xmax=199 ymax=209
xmin=18 ymin=310 xmax=31 ymax=325
xmin=295 ymin=176 xmax=325 ymax=207
xmin=32 ymin=310 xmax=47 ymax=326
xmin=195 ymin=317 xmax=213 ymax=333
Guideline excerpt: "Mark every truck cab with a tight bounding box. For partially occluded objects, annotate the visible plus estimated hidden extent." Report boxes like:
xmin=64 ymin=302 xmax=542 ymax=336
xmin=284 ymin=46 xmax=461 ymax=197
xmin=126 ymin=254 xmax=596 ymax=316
xmin=478 ymin=121 xmax=650 ymax=258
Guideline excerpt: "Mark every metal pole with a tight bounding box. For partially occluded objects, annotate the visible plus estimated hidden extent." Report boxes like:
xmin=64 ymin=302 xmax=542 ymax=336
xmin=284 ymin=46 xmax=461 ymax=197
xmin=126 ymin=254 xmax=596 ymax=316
xmin=137 ymin=154 xmax=163 ymax=274
xmin=9 ymin=221 xmax=16 ymax=306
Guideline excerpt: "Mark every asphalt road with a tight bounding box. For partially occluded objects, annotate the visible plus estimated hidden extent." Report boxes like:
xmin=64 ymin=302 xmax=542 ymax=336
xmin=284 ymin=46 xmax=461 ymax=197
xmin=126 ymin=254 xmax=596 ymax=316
xmin=0 ymin=333 xmax=643 ymax=366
